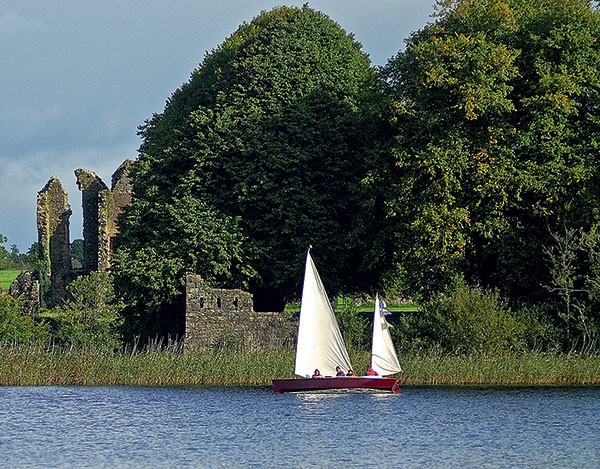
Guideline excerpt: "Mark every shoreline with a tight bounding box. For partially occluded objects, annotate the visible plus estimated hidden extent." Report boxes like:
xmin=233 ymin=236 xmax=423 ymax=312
xmin=0 ymin=346 xmax=598 ymax=387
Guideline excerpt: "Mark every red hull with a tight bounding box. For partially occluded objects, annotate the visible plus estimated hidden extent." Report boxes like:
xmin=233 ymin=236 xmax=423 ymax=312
xmin=272 ymin=376 xmax=401 ymax=394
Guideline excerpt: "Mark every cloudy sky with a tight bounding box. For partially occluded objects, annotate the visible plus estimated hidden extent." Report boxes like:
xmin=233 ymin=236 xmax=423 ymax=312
xmin=1 ymin=0 xmax=435 ymax=251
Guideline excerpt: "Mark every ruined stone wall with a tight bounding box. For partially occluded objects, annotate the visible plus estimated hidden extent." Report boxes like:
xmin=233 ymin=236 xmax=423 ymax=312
xmin=20 ymin=162 xmax=297 ymax=354
xmin=185 ymin=274 xmax=297 ymax=352
xmin=75 ymin=160 xmax=133 ymax=271
xmin=37 ymin=177 xmax=71 ymax=306
xmin=75 ymin=169 xmax=108 ymax=272
xmin=97 ymin=160 xmax=134 ymax=270
xmin=9 ymin=271 xmax=41 ymax=314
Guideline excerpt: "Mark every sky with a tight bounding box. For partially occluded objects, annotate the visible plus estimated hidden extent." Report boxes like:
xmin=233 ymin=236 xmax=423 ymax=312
xmin=1 ymin=0 xmax=435 ymax=251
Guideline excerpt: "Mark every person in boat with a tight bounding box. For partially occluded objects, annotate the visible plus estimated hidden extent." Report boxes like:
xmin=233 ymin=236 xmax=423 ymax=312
xmin=380 ymin=298 xmax=391 ymax=316
xmin=335 ymin=366 xmax=345 ymax=377
xmin=312 ymin=369 xmax=323 ymax=379
xmin=346 ymin=369 xmax=355 ymax=376
xmin=365 ymin=365 xmax=379 ymax=376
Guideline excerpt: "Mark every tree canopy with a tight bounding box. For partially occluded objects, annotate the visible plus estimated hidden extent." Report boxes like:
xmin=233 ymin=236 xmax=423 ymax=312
xmin=114 ymin=5 xmax=381 ymax=337
xmin=380 ymin=0 xmax=600 ymax=301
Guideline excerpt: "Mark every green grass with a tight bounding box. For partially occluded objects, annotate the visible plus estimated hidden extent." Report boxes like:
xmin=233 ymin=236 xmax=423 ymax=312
xmin=284 ymin=297 xmax=419 ymax=314
xmin=0 ymin=270 xmax=21 ymax=290
xmin=0 ymin=344 xmax=597 ymax=387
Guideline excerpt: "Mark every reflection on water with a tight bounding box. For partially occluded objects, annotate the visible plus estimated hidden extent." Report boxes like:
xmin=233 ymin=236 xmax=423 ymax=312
xmin=0 ymin=386 xmax=598 ymax=468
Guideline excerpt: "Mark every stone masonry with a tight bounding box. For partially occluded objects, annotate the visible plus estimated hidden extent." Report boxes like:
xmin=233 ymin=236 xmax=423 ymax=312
xmin=75 ymin=168 xmax=108 ymax=272
xmin=97 ymin=160 xmax=134 ymax=270
xmin=37 ymin=177 xmax=71 ymax=305
xmin=16 ymin=160 xmax=296 ymax=353
xmin=76 ymin=160 xmax=134 ymax=272
xmin=185 ymin=274 xmax=297 ymax=351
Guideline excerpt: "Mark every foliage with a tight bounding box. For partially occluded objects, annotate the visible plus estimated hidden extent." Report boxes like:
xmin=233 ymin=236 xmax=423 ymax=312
xmin=70 ymin=239 xmax=84 ymax=269
xmin=392 ymin=281 xmax=527 ymax=355
xmin=115 ymin=4 xmax=382 ymax=339
xmin=335 ymin=303 xmax=370 ymax=352
xmin=49 ymin=271 xmax=123 ymax=349
xmin=0 ymin=234 xmax=35 ymax=270
xmin=543 ymin=224 xmax=600 ymax=353
xmin=380 ymin=0 xmax=600 ymax=301
xmin=0 ymin=293 xmax=50 ymax=344
xmin=113 ymin=197 xmax=254 ymax=340
xmin=433 ymin=282 xmax=526 ymax=354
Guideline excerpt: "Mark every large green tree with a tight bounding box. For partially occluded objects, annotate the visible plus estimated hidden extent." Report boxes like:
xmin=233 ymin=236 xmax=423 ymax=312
xmin=380 ymin=0 xmax=600 ymax=301
xmin=114 ymin=5 xmax=381 ymax=337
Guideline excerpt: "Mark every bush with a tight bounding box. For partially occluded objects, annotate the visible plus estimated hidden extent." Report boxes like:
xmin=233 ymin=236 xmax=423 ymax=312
xmin=49 ymin=271 xmax=122 ymax=349
xmin=0 ymin=293 xmax=50 ymax=344
xmin=336 ymin=304 xmax=369 ymax=353
xmin=513 ymin=303 xmax=564 ymax=353
xmin=414 ymin=282 xmax=527 ymax=355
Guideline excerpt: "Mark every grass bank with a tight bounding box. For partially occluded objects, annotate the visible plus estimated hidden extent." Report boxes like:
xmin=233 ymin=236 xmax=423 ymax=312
xmin=0 ymin=270 xmax=21 ymax=290
xmin=0 ymin=345 xmax=598 ymax=387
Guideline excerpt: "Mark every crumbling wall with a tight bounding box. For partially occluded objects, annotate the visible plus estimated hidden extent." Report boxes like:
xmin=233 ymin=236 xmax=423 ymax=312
xmin=37 ymin=177 xmax=71 ymax=306
xmin=9 ymin=271 xmax=41 ymax=314
xmin=75 ymin=168 xmax=108 ymax=272
xmin=76 ymin=161 xmax=134 ymax=271
xmin=97 ymin=159 xmax=134 ymax=270
xmin=185 ymin=274 xmax=297 ymax=352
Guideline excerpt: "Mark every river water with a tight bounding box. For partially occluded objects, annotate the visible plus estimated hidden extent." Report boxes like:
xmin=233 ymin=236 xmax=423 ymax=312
xmin=0 ymin=386 xmax=598 ymax=468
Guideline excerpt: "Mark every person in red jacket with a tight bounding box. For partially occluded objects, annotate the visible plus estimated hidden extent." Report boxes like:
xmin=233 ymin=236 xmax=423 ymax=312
xmin=365 ymin=366 xmax=378 ymax=376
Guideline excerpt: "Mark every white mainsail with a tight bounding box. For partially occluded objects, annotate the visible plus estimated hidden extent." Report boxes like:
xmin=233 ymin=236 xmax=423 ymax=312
xmin=371 ymin=294 xmax=402 ymax=376
xmin=294 ymin=249 xmax=353 ymax=378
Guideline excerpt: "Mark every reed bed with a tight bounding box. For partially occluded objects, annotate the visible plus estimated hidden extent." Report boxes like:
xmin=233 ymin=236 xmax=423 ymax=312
xmin=402 ymin=353 xmax=600 ymax=386
xmin=0 ymin=344 xmax=294 ymax=387
xmin=0 ymin=344 xmax=598 ymax=387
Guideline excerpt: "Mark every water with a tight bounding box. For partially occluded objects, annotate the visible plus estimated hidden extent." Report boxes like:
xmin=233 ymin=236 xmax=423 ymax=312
xmin=0 ymin=386 xmax=598 ymax=468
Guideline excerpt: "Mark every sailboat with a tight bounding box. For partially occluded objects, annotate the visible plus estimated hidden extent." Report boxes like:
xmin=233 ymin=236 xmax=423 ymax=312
xmin=272 ymin=249 xmax=401 ymax=393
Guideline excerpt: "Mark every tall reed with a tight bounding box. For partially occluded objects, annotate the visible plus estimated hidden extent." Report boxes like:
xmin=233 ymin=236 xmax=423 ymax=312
xmin=0 ymin=343 xmax=295 ymax=386
xmin=402 ymin=353 xmax=600 ymax=386
xmin=0 ymin=344 xmax=597 ymax=387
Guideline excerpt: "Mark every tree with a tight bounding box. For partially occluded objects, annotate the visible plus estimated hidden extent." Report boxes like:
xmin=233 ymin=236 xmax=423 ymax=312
xmin=50 ymin=271 xmax=122 ymax=349
xmin=114 ymin=196 xmax=254 ymax=339
xmin=115 ymin=5 xmax=381 ymax=338
xmin=381 ymin=0 xmax=600 ymax=301
xmin=544 ymin=225 xmax=600 ymax=353
xmin=0 ymin=234 xmax=8 ymax=270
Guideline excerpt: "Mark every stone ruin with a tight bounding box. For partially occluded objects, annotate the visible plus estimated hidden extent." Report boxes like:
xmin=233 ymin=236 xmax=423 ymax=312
xmin=7 ymin=160 xmax=134 ymax=311
xmin=37 ymin=176 xmax=72 ymax=305
xmin=8 ymin=271 xmax=41 ymax=314
xmin=7 ymin=159 xmax=298 ymax=351
xmin=185 ymin=274 xmax=297 ymax=351
xmin=75 ymin=160 xmax=134 ymax=272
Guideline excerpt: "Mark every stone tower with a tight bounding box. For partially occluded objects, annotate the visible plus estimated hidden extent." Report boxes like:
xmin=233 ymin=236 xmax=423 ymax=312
xmin=37 ymin=177 xmax=71 ymax=305
xmin=75 ymin=168 xmax=108 ymax=272
xmin=75 ymin=160 xmax=134 ymax=272
xmin=97 ymin=159 xmax=134 ymax=270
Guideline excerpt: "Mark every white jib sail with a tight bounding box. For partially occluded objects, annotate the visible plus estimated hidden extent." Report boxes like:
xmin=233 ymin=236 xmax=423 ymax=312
xmin=371 ymin=293 xmax=403 ymax=376
xmin=294 ymin=250 xmax=353 ymax=378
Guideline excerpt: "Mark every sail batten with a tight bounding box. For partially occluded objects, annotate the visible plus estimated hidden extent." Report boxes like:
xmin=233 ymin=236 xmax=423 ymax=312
xmin=294 ymin=250 xmax=353 ymax=377
xmin=371 ymin=294 xmax=403 ymax=376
